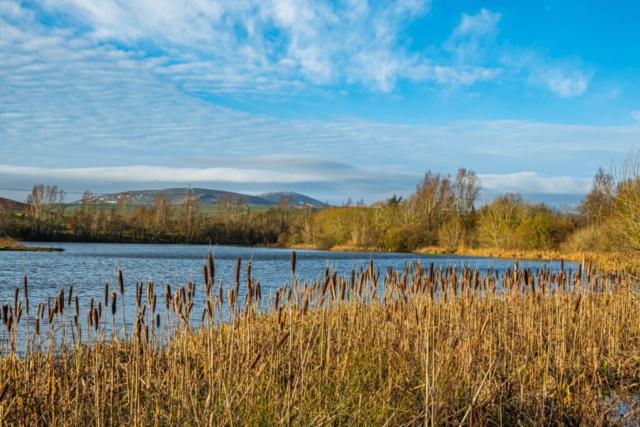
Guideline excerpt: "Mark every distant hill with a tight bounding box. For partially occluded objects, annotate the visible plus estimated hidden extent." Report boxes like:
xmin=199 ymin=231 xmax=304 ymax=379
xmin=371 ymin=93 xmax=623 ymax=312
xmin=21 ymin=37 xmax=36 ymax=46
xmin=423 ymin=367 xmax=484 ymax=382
xmin=256 ymin=191 xmax=327 ymax=207
xmin=73 ymin=188 xmax=325 ymax=207
xmin=0 ymin=197 xmax=27 ymax=212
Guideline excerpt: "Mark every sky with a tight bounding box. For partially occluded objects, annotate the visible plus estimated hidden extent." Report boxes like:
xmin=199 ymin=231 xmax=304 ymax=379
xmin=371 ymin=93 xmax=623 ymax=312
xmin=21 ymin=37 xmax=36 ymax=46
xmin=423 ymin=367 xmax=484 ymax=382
xmin=1 ymin=0 xmax=639 ymax=205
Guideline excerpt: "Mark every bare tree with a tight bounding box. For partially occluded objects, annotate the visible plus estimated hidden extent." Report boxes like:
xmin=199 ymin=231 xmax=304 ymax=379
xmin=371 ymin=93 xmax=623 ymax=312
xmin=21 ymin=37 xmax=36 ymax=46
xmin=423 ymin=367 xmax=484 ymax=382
xmin=181 ymin=187 xmax=202 ymax=243
xmin=26 ymin=184 xmax=66 ymax=237
xmin=408 ymin=171 xmax=456 ymax=232
xmin=579 ymin=167 xmax=614 ymax=226
xmin=454 ymin=168 xmax=481 ymax=216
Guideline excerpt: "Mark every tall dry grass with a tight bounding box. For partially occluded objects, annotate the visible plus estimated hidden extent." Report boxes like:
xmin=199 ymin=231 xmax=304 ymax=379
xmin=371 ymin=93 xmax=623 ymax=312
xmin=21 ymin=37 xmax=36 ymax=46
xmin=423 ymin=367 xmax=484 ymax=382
xmin=0 ymin=254 xmax=639 ymax=425
xmin=0 ymin=237 xmax=22 ymax=248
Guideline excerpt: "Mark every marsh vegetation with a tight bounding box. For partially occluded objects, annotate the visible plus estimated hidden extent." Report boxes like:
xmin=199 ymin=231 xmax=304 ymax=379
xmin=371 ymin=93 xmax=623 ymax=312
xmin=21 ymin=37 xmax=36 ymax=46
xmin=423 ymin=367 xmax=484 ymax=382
xmin=0 ymin=252 xmax=639 ymax=425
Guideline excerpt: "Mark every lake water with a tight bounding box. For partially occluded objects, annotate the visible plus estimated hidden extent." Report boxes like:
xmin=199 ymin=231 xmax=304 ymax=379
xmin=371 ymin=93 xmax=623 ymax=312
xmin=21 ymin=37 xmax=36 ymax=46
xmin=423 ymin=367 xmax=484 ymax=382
xmin=0 ymin=243 xmax=577 ymax=344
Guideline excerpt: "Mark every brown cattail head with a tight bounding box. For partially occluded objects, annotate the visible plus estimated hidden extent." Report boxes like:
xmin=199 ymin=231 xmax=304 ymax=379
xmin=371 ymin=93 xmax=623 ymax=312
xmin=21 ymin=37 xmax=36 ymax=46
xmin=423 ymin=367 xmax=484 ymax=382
xmin=104 ymin=282 xmax=109 ymax=308
xmin=59 ymin=289 xmax=64 ymax=312
xmin=152 ymin=294 xmax=157 ymax=314
xmin=291 ymin=251 xmax=296 ymax=277
xmin=248 ymin=353 xmax=261 ymax=371
xmin=235 ymin=257 xmax=241 ymax=285
xmin=0 ymin=383 xmax=8 ymax=404
xmin=75 ymin=296 xmax=79 ymax=317
xmin=156 ymin=313 xmax=160 ymax=328
xmin=111 ymin=293 xmax=117 ymax=316
xmin=118 ymin=269 xmax=124 ymax=295
xmin=203 ymin=264 xmax=209 ymax=288
xmin=275 ymin=330 xmax=290 ymax=351
xmin=208 ymin=253 xmax=214 ymax=285
xmin=93 ymin=309 xmax=99 ymax=331
xmin=68 ymin=285 xmax=73 ymax=307
xmin=13 ymin=287 xmax=18 ymax=311
xmin=165 ymin=284 xmax=172 ymax=310
xmin=247 ymin=262 xmax=252 ymax=288
xmin=23 ymin=276 xmax=27 ymax=299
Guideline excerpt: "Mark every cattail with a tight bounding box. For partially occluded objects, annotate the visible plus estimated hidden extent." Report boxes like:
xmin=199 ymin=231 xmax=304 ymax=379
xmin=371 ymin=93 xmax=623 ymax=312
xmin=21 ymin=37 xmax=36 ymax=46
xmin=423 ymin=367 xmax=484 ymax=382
xmin=574 ymin=293 xmax=582 ymax=313
xmin=275 ymin=331 xmax=290 ymax=351
xmin=248 ymin=353 xmax=261 ymax=371
xmin=0 ymin=383 xmax=8 ymax=404
xmin=75 ymin=296 xmax=79 ymax=317
xmin=208 ymin=253 xmax=214 ymax=285
xmin=203 ymin=264 xmax=209 ymax=288
xmin=479 ymin=313 xmax=490 ymax=337
xmin=111 ymin=293 xmax=117 ymax=316
xmin=13 ymin=287 xmax=18 ymax=311
xmin=118 ymin=269 xmax=124 ymax=295
xmin=59 ymin=289 xmax=65 ymax=312
xmin=235 ymin=257 xmax=241 ymax=285
xmin=35 ymin=317 xmax=40 ymax=335
xmin=156 ymin=313 xmax=160 ymax=328
xmin=247 ymin=262 xmax=252 ymax=289
xmin=74 ymin=314 xmax=78 ymax=328
xmin=152 ymin=294 xmax=157 ymax=314
xmin=291 ymin=251 xmax=296 ymax=276
xmin=165 ymin=284 xmax=172 ymax=310
xmin=93 ymin=308 xmax=99 ymax=331
xmin=23 ymin=275 xmax=27 ymax=299
xmin=98 ymin=302 xmax=102 ymax=320
xmin=68 ymin=285 xmax=73 ymax=307
xmin=104 ymin=282 xmax=108 ymax=308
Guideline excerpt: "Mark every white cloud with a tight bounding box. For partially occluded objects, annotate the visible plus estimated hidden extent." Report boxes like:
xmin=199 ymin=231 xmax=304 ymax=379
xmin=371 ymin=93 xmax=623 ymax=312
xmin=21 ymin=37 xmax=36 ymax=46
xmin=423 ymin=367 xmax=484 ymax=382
xmin=445 ymin=9 xmax=501 ymax=63
xmin=478 ymin=172 xmax=591 ymax=195
xmin=632 ymin=111 xmax=640 ymax=123
xmin=542 ymin=68 xmax=590 ymax=98
xmin=29 ymin=0 xmax=436 ymax=92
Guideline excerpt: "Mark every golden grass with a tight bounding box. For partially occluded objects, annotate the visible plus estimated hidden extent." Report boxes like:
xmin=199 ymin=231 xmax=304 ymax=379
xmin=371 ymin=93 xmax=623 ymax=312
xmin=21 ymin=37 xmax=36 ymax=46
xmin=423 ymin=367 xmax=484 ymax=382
xmin=416 ymin=246 xmax=640 ymax=271
xmin=0 ymin=255 xmax=640 ymax=424
xmin=0 ymin=237 xmax=23 ymax=248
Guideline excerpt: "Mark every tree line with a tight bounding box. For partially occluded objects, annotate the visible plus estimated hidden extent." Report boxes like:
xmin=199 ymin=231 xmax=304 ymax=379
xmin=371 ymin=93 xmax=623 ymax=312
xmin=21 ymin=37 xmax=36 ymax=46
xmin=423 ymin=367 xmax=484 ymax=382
xmin=2 ymin=159 xmax=640 ymax=254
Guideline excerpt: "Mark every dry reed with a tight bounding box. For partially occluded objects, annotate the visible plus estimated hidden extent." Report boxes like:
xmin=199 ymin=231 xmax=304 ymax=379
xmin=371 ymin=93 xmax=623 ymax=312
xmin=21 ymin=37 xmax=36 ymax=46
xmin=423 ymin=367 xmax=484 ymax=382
xmin=0 ymin=253 xmax=639 ymax=425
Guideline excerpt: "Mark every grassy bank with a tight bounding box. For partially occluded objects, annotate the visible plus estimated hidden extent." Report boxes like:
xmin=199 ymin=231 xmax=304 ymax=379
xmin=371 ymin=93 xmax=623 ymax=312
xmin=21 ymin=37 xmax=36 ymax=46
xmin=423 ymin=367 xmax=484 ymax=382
xmin=0 ymin=254 xmax=639 ymax=424
xmin=415 ymin=246 xmax=640 ymax=271
xmin=0 ymin=237 xmax=63 ymax=252
xmin=292 ymin=241 xmax=640 ymax=271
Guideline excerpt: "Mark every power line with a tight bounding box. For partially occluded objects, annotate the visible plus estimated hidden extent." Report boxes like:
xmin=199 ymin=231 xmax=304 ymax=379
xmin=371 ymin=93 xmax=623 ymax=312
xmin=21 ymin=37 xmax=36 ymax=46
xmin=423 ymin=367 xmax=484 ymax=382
xmin=0 ymin=186 xmax=105 ymax=196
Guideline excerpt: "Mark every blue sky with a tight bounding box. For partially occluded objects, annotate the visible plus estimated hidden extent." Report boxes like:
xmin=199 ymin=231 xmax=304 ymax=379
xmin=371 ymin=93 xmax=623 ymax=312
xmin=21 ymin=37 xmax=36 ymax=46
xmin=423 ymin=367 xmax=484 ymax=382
xmin=1 ymin=0 xmax=639 ymax=205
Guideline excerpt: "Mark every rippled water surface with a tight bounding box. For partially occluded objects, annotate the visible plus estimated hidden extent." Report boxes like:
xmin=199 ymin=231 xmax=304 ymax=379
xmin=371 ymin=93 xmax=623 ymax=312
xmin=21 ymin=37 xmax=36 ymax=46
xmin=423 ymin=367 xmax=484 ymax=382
xmin=0 ymin=243 xmax=578 ymax=342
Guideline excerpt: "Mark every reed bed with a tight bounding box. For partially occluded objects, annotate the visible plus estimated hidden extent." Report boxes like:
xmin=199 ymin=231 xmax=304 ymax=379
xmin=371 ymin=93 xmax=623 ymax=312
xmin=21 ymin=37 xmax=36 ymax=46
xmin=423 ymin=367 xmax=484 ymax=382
xmin=416 ymin=246 xmax=640 ymax=272
xmin=1 ymin=253 xmax=640 ymax=425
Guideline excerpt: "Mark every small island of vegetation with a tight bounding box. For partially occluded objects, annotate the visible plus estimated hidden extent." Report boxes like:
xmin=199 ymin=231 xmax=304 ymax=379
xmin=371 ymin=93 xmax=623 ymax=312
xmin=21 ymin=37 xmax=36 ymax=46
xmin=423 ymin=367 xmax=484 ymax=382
xmin=0 ymin=237 xmax=63 ymax=252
